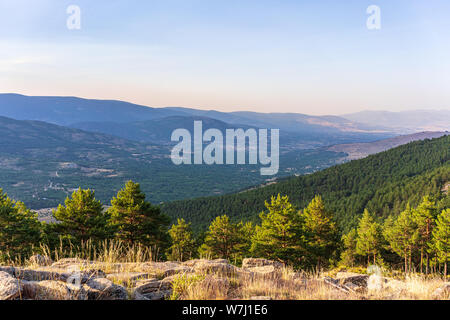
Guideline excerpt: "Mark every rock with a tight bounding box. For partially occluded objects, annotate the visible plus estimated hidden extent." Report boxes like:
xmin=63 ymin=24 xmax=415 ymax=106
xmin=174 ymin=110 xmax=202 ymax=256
xmin=245 ymin=265 xmax=281 ymax=279
xmin=188 ymin=260 xmax=238 ymax=277
xmin=242 ymin=258 xmax=283 ymax=269
xmin=338 ymin=274 xmax=369 ymax=288
xmin=26 ymin=280 xmax=87 ymax=300
xmin=0 ymin=266 xmax=16 ymax=277
xmin=85 ymin=278 xmax=128 ymax=300
xmin=0 ymin=271 xmax=21 ymax=300
xmin=29 ymin=254 xmax=53 ymax=267
xmin=61 ymin=269 xmax=106 ymax=284
xmin=14 ymin=269 xmax=63 ymax=282
xmin=106 ymin=272 xmax=153 ymax=286
xmin=133 ymin=278 xmax=173 ymax=300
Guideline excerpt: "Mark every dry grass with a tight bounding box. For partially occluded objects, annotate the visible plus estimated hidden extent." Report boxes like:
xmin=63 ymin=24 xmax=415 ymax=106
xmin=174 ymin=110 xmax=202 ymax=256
xmin=173 ymin=266 xmax=449 ymax=300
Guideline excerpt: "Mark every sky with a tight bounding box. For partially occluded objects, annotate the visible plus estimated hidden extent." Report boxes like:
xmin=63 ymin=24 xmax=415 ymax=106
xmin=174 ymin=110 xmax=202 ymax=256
xmin=0 ymin=0 xmax=450 ymax=115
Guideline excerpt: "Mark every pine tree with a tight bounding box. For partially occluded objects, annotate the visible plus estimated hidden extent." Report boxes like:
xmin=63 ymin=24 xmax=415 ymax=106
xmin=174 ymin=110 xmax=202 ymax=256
xmin=356 ymin=209 xmax=383 ymax=267
xmin=0 ymin=189 xmax=42 ymax=262
xmin=167 ymin=219 xmax=196 ymax=262
xmin=199 ymin=215 xmax=243 ymax=260
xmin=432 ymin=208 xmax=449 ymax=277
xmin=383 ymin=204 xmax=418 ymax=273
xmin=339 ymin=229 xmax=358 ymax=267
xmin=53 ymin=188 xmax=111 ymax=242
xmin=108 ymin=181 xmax=170 ymax=249
xmin=413 ymin=196 xmax=438 ymax=274
xmin=251 ymin=194 xmax=305 ymax=266
xmin=302 ymin=195 xmax=339 ymax=269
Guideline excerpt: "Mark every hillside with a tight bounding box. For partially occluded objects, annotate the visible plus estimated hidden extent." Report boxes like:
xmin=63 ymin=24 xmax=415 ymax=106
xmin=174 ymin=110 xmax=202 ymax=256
xmin=161 ymin=135 xmax=450 ymax=232
xmin=328 ymin=131 xmax=449 ymax=160
xmin=0 ymin=116 xmax=344 ymax=209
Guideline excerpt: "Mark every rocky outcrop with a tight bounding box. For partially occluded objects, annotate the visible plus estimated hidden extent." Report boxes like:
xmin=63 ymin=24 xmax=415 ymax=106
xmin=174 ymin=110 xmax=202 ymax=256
xmin=0 ymin=271 xmax=21 ymax=300
xmin=84 ymin=278 xmax=128 ymax=300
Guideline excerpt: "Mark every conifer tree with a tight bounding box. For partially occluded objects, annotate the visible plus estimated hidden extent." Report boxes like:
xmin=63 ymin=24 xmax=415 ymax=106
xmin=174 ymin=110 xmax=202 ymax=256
xmin=0 ymin=189 xmax=42 ymax=262
xmin=199 ymin=215 xmax=242 ymax=260
xmin=53 ymin=188 xmax=111 ymax=242
xmin=383 ymin=204 xmax=418 ymax=273
xmin=302 ymin=195 xmax=339 ymax=269
xmin=167 ymin=219 xmax=196 ymax=261
xmin=340 ymin=229 xmax=358 ymax=267
xmin=251 ymin=194 xmax=305 ymax=266
xmin=108 ymin=181 xmax=170 ymax=248
xmin=356 ymin=209 xmax=383 ymax=267
xmin=413 ymin=196 xmax=438 ymax=274
xmin=432 ymin=208 xmax=449 ymax=277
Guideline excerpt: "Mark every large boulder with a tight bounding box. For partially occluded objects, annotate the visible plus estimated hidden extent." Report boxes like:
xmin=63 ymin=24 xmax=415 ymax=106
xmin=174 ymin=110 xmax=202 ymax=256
xmin=242 ymin=259 xmax=283 ymax=279
xmin=23 ymin=280 xmax=87 ymax=300
xmin=133 ymin=278 xmax=172 ymax=300
xmin=0 ymin=271 xmax=21 ymax=300
xmin=14 ymin=269 xmax=63 ymax=282
xmin=335 ymin=272 xmax=369 ymax=288
xmin=242 ymin=258 xmax=283 ymax=269
xmin=184 ymin=259 xmax=238 ymax=277
xmin=84 ymin=278 xmax=128 ymax=300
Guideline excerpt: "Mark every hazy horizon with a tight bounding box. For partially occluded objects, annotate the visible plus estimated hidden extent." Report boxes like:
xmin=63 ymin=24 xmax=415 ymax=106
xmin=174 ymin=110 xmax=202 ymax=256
xmin=2 ymin=92 xmax=450 ymax=117
xmin=1 ymin=1 xmax=450 ymax=115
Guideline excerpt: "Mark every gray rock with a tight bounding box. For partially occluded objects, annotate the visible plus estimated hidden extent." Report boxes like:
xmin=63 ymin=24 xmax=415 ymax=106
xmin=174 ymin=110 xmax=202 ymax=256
xmin=0 ymin=271 xmax=21 ymax=300
xmin=242 ymin=258 xmax=283 ymax=269
xmin=22 ymin=280 xmax=87 ymax=300
xmin=85 ymin=278 xmax=128 ymax=300
xmin=106 ymin=272 xmax=153 ymax=286
xmin=14 ymin=269 xmax=63 ymax=282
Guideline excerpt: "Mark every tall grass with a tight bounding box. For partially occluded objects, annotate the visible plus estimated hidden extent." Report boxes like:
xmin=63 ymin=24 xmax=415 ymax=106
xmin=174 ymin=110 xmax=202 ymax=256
xmin=39 ymin=239 xmax=159 ymax=265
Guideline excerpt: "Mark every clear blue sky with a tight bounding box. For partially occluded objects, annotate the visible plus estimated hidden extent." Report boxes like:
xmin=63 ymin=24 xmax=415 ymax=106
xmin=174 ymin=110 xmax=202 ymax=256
xmin=1 ymin=0 xmax=449 ymax=114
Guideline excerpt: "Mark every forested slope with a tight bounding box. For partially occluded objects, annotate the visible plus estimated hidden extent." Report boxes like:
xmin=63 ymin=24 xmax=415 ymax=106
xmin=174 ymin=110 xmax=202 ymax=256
xmin=162 ymin=135 xmax=450 ymax=232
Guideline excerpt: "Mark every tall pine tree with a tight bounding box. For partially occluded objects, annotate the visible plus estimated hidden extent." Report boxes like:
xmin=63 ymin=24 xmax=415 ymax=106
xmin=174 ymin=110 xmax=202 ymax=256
xmin=302 ymin=195 xmax=339 ymax=269
xmin=108 ymin=181 xmax=170 ymax=249
xmin=167 ymin=218 xmax=196 ymax=262
xmin=0 ymin=190 xmax=42 ymax=262
xmin=356 ymin=209 xmax=383 ymax=267
xmin=251 ymin=194 xmax=305 ymax=266
xmin=432 ymin=208 xmax=449 ymax=277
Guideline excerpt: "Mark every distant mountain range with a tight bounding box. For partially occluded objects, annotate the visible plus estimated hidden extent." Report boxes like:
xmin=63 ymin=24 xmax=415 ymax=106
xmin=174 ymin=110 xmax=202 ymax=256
xmin=343 ymin=110 xmax=450 ymax=133
xmin=0 ymin=93 xmax=448 ymax=210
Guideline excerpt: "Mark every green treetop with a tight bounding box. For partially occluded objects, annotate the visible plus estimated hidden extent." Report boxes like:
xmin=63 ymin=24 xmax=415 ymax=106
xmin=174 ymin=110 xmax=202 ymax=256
xmin=108 ymin=181 xmax=170 ymax=248
xmin=53 ymin=188 xmax=111 ymax=242
xmin=356 ymin=209 xmax=383 ymax=267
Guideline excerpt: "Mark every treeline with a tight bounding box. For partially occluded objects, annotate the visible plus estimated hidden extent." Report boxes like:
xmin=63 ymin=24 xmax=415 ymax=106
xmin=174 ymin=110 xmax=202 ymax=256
xmin=0 ymin=182 xmax=448 ymax=276
xmin=161 ymin=135 xmax=450 ymax=232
